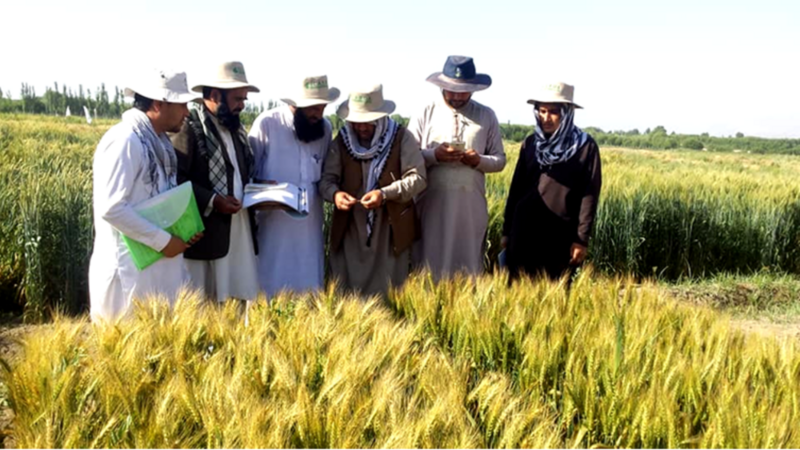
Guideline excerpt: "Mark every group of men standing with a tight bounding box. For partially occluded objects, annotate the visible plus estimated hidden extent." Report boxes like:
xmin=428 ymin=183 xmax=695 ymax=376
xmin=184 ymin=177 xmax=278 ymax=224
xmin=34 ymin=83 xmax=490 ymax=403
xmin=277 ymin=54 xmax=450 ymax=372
xmin=89 ymin=55 xmax=601 ymax=323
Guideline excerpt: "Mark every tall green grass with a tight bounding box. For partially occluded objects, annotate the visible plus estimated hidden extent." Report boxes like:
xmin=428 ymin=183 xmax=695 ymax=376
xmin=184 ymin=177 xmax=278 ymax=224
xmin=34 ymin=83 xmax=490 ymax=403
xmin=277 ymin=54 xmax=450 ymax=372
xmin=0 ymin=115 xmax=103 ymax=320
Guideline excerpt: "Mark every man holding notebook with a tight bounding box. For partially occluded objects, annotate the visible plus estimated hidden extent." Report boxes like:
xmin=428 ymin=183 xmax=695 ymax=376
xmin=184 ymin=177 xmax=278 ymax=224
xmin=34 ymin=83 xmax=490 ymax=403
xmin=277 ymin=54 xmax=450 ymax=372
xmin=170 ymin=61 xmax=260 ymax=304
xmin=89 ymin=69 xmax=202 ymax=322
xmin=248 ymin=75 xmax=339 ymax=298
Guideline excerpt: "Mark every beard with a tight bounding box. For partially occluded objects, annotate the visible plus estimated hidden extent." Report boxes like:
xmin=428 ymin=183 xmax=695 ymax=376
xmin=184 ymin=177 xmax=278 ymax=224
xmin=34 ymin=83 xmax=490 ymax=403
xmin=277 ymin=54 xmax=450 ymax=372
xmin=217 ymin=96 xmax=242 ymax=131
xmin=443 ymin=91 xmax=471 ymax=110
xmin=293 ymin=108 xmax=326 ymax=143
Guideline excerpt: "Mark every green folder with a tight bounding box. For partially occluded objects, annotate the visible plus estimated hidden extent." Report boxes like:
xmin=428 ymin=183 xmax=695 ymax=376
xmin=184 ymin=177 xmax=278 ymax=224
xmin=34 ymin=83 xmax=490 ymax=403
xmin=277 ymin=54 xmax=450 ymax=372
xmin=122 ymin=182 xmax=205 ymax=271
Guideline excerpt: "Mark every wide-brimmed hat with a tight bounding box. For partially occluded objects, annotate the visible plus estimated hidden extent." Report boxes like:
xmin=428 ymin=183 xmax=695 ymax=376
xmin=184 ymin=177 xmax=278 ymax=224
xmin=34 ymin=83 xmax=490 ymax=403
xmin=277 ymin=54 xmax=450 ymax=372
xmin=123 ymin=69 xmax=200 ymax=104
xmin=527 ymin=82 xmax=583 ymax=109
xmin=426 ymin=55 xmax=492 ymax=93
xmin=281 ymin=75 xmax=340 ymax=108
xmin=336 ymin=84 xmax=396 ymax=123
xmin=191 ymin=61 xmax=260 ymax=93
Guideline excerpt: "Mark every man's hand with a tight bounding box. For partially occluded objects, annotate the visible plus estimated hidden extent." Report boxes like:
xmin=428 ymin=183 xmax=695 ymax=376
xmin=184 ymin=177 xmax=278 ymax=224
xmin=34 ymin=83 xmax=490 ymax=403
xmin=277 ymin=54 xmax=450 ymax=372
xmin=434 ymin=143 xmax=464 ymax=163
xmin=334 ymin=191 xmax=359 ymax=211
xmin=213 ymin=195 xmax=242 ymax=214
xmin=500 ymin=236 xmax=508 ymax=249
xmin=360 ymin=190 xmax=384 ymax=210
xmin=570 ymin=243 xmax=588 ymax=265
xmin=161 ymin=232 xmax=203 ymax=258
xmin=461 ymin=149 xmax=481 ymax=167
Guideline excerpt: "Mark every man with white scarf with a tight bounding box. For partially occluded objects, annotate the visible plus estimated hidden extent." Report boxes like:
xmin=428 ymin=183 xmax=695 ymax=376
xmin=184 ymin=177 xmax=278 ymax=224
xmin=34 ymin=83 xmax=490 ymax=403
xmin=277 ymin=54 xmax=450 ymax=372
xmin=89 ymin=70 xmax=202 ymax=322
xmin=409 ymin=55 xmax=506 ymax=280
xmin=320 ymin=85 xmax=426 ymax=298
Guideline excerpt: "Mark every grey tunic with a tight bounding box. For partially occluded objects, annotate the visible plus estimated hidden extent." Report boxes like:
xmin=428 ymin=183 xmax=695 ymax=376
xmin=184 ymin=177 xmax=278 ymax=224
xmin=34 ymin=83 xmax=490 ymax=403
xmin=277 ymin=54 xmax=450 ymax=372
xmin=409 ymin=96 xmax=506 ymax=279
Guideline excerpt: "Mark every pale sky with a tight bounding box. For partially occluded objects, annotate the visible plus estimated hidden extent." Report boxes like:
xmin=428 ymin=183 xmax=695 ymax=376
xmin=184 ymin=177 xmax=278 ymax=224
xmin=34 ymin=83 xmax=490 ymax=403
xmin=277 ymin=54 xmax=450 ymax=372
xmin=2 ymin=0 xmax=798 ymax=138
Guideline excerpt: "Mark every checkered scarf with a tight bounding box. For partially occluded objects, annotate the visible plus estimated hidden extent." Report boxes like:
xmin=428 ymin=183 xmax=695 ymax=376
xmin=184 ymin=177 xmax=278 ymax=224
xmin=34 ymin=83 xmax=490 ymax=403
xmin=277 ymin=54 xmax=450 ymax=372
xmin=533 ymin=104 xmax=589 ymax=166
xmin=122 ymin=108 xmax=177 ymax=196
xmin=340 ymin=117 xmax=399 ymax=245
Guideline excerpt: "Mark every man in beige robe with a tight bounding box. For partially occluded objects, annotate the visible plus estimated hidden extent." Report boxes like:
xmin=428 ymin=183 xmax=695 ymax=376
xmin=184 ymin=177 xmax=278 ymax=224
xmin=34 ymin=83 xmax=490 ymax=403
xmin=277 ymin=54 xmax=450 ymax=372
xmin=409 ymin=55 xmax=506 ymax=280
xmin=320 ymin=85 xmax=427 ymax=298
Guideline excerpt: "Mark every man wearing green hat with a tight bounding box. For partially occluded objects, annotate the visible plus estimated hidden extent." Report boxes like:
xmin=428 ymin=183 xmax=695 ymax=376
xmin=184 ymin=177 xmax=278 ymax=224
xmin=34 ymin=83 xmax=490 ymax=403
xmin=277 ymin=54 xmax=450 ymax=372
xmin=320 ymin=84 xmax=426 ymax=298
xmin=170 ymin=61 xmax=261 ymax=304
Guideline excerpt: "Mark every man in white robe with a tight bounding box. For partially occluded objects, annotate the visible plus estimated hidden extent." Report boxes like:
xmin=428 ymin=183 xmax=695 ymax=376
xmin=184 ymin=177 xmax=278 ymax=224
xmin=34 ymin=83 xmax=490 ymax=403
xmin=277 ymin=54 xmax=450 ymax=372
xmin=248 ymin=75 xmax=339 ymax=297
xmin=89 ymin=70 xmax=202 ymax=322
xmin=170 ymin=61 xmax=260 ymax=303
xmin=410 ymin=56 xmax=506 ymax=280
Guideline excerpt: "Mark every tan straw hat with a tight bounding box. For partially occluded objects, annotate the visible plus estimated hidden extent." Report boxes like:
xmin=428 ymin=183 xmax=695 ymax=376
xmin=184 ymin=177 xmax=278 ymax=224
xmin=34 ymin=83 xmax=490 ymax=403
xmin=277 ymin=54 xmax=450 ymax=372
xmin=336 ymin=84 xmax=396 ymax=123
xmin=526 ymin=82 xmax=583 ymax=109
xmin=191 ymin=61 xmax=260 ymax=93
xmin=281 ymin=75 xmax=340 ymax=108
xmin=124 ymin=69 xmax=200 ymax=104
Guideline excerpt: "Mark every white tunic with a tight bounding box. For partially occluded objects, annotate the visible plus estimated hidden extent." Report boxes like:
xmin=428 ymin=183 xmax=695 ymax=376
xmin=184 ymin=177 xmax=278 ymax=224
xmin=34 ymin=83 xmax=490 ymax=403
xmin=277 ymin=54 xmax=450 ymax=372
xmin=410 ymin=96 xmax=506 ymax=279
xmin=248 ymin=105 xmax=330 ymax=297
xmin=89 ymin=120 xmax=187 ymax=322
xmin=185 ymin=115 xmax=259 ymax=302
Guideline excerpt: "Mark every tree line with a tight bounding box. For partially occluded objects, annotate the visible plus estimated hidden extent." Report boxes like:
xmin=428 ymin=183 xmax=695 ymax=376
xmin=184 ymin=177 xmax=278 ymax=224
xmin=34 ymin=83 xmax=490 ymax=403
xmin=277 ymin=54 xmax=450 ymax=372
xmin=3 ymin=82 xmax=798 ymax=155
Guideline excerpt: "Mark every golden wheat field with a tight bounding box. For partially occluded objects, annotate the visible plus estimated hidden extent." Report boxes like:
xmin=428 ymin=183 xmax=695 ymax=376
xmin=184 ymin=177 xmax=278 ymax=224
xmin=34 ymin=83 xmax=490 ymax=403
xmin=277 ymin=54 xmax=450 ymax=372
xmin=3 ymin=273 xmax=800 ymax=448
xmin=2 ymin=113 xmax=800 ymax=448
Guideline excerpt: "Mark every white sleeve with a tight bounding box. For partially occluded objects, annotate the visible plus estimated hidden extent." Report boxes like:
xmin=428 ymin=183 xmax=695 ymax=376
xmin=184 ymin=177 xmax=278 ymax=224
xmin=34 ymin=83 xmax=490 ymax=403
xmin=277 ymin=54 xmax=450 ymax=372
xmin=93 ymin=135 xmax=172 ymax=251
xmin=248 ymin=116 xmax=269 ymax=181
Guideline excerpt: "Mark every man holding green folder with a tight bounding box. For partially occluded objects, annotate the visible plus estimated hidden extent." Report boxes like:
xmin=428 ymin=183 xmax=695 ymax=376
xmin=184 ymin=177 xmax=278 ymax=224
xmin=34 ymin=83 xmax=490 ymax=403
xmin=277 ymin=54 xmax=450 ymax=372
xmin=89 ymin=69 xmax=203 ymax=322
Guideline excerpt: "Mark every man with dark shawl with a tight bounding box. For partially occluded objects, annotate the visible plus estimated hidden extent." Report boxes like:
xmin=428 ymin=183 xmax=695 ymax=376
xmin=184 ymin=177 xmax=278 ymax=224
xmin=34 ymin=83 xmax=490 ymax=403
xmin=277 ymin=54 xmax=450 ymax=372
xmin=320 ymin=85 xmax=427 ymax=298
xmin=502 ymin=82 xmax=602 ymax=281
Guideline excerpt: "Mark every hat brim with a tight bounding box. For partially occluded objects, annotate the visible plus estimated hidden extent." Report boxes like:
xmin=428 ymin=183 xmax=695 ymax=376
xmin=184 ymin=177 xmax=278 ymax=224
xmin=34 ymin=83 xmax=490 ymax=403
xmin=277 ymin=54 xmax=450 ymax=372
xmin=527 ymin=98 xmax=583 ymax=109
xmin=191 ymin=81 xmax=260 ymax=93
xmin=426 ymin=72 xmax=492 ymax=93
xmin=281 ymin=87 xmax=341 ymax=108
xmin=124 ymin=87 xmax=202 ymax=104
xmin=336 ymin=100 xmax=396 ymax=123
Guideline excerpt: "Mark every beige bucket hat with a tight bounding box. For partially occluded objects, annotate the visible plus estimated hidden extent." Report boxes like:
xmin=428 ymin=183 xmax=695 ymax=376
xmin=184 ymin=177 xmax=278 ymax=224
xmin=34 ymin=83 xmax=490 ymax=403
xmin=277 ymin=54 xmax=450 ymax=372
xmin=526 ymin=82 xmax=583 ymax=109
xmin=281 ymin=75 xmax=340 ymax=108
xmin=336 ymin=84 xmax=396 ymax=123
xmin=124 ymin=69 xmax=200 ymax=104
xmin=191 ymin=61 xmax=260 ymax=93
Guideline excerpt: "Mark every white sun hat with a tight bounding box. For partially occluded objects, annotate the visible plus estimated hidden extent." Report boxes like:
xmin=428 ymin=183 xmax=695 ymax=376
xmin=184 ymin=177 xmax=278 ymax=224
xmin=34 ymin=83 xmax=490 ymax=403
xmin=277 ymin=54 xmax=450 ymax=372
xmin=124 ymin=69 xmax=201 ymax=104
xmin=281 ymin=75 xmax=340 ymax=108
xmin=336 ymin=84 xmax=396 ymax=123
xmin=190 ymin=61 xmax=260 ymax=93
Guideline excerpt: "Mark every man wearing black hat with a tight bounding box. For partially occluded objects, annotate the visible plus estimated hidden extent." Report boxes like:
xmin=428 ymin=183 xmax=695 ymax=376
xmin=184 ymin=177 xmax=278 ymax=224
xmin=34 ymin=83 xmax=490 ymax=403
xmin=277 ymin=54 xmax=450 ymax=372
xmin=409 ymin=55 xmax=506 ymax=280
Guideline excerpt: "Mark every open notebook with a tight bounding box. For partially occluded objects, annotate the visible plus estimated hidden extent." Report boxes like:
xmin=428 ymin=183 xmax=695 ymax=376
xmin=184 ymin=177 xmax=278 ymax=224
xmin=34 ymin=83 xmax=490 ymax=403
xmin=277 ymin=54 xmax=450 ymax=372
xmin=243 ymin=182 xmax=309 ymax=218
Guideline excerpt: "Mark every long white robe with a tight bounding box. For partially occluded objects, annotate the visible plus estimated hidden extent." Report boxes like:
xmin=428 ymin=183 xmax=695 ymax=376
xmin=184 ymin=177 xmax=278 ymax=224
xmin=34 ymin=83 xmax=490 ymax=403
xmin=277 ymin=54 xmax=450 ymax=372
xmin=409 ymin=96 xmax=506 ymax=279
xmin=89 ymin=120 xmax=187 ymax=322
xmin=248 ymin=105 xmax=330 ymax=297
xmin=185 ymin=115 xmax=259 ymax=302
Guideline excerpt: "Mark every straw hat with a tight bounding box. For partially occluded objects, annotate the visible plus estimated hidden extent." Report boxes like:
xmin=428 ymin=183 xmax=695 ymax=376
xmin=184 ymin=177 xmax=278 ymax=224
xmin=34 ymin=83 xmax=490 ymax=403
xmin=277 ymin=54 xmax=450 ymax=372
xmin=191 ymin=61 xmax=260 ymax=93
xmin=426 ymin=55 xmax=492 ymax=93
xmin=281 ymin=75 xmax=340 ymax=108
xmin=336 ymin=84 xmax=396 ymax=123
xmin=526 ymin=82 xmax=583 ymax=109
xmin=124 ymin=69 xmax=200 ymax=104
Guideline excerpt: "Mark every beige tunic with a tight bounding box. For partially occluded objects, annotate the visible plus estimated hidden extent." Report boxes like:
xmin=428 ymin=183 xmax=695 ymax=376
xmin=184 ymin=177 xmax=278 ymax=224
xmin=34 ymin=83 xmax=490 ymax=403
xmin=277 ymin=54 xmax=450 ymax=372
xmin=319 ymin=129 xmax=427 ymax=298
xmin=409 ymin=96 xmax=506 ymax=279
